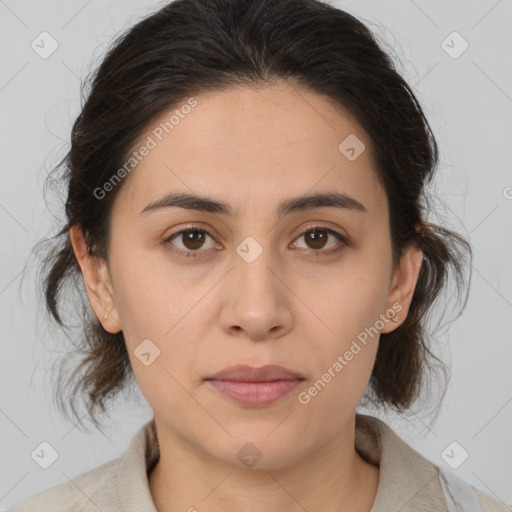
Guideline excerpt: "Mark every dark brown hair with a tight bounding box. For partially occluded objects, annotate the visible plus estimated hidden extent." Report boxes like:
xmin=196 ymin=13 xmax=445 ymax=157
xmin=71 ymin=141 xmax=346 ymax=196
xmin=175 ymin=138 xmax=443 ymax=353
xmin=34 ymin=0 xmax=471 ymax=432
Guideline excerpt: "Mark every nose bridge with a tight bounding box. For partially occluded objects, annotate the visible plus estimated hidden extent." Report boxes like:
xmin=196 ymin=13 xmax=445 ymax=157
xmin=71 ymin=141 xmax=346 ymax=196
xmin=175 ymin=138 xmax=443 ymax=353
xmin=221 ymin=233 xmax=291 ymax=337
xmin=234 ymin=234 xmax=279 ymax=305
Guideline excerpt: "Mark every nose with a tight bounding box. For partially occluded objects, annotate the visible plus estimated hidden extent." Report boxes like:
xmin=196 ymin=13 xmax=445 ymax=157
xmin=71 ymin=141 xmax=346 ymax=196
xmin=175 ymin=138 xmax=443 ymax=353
xmin=218 ymin=240 xmax=293 ymax=341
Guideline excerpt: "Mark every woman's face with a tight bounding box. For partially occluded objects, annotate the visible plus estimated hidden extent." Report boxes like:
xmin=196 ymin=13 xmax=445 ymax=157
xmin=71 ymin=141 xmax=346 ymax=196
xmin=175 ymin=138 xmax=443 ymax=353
xmin=73 ymin=81 xmax=421 ymax=468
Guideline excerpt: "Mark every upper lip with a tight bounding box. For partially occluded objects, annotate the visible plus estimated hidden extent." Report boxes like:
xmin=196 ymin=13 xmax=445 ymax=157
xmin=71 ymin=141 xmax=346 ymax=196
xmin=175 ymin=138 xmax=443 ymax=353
xmin=206 ymin=364 xmax=304 ymax=382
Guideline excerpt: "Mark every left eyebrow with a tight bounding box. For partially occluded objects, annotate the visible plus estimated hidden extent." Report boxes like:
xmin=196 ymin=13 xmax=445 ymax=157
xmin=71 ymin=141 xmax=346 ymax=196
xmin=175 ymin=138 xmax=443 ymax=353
xmin=138 ymin=190 xmax=368 ymax=218
xmin=278 ymin=191 xmax=367 ymax=216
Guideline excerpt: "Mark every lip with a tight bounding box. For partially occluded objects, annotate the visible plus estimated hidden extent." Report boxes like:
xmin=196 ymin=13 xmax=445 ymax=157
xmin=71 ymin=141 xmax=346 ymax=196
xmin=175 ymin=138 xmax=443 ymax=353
xmin=205 ymin=364 xmax=304 ymax=407
xmin=207 ymin=364 xmax=304 ymax=382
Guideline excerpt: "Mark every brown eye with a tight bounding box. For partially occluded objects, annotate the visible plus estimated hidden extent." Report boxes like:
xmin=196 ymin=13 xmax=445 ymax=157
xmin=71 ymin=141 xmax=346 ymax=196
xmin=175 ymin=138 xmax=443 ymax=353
xmin=303 ymin=228 xmax=329 ymax=249
xmin=165 ymin=227 xmax=217 ymax=258
xmin=180 ymin=229 xmax=207 ymax=250
xmin=292 ymin=226 xmax=347 ymax=255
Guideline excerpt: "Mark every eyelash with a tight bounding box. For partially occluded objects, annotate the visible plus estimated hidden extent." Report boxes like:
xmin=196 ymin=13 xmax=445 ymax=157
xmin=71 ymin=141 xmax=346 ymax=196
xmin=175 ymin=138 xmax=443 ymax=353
xmin=164 ymin=224 xmax=348 ymax=259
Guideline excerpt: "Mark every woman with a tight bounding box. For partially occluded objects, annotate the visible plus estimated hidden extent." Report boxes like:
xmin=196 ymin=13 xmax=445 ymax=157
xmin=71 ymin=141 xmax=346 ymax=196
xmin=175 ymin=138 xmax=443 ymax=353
xmin=9 ymin=0 xmax=509 ymax=510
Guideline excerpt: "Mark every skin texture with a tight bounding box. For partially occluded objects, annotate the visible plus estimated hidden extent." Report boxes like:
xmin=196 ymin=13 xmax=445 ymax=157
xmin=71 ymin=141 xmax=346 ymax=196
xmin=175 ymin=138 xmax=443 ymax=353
xmin=70 ymin=80 xmax=423 ymax=512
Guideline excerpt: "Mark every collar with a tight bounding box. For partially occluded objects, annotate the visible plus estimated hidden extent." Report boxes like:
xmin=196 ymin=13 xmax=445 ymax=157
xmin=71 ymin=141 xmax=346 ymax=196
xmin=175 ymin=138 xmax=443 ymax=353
xmin=116 ymin=413 xmax=444 ymax=511
xmin=355 ymin=414 xmax=444 ymax=510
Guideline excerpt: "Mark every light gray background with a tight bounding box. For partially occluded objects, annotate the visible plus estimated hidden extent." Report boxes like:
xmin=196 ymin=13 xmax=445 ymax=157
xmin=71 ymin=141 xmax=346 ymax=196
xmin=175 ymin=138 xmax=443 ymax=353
xmin=1 ymin=0 xmax=511 ymax=509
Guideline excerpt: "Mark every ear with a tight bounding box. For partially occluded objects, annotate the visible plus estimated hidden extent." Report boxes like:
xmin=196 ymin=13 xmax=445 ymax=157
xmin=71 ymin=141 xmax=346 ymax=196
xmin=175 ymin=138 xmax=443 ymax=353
xmin=380 ymin=244 xmax=423 ymax=334
xmin=69 ymin=225 xmax=122 ymax=333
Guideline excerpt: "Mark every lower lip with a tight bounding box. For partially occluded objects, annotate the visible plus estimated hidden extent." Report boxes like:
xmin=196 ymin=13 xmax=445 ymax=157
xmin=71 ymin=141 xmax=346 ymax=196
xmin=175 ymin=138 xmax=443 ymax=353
xmin=205 ymin=379 xmax=303 ymax=407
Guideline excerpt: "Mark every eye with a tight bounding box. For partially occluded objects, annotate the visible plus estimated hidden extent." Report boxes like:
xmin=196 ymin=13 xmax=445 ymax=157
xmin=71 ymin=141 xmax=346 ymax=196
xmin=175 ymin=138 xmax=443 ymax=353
xmin=291 ymin=226 xmax=347 ymax=256
xmin=164 ymin=226 xmax=218 ymax=258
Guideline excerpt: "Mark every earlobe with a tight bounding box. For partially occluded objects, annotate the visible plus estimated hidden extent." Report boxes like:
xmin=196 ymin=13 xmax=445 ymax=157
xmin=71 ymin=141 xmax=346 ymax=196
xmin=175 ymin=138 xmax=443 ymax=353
xmin=381 ymin=245 xmax=423 ymax=334
xmin=69 ymin=225 xmax=122 ymax=333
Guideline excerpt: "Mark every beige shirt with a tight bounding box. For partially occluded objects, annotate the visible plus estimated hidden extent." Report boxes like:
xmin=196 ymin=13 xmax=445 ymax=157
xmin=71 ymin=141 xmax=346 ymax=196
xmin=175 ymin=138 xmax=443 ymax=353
xmin=8 ymin=413 xmax=510 ymax=511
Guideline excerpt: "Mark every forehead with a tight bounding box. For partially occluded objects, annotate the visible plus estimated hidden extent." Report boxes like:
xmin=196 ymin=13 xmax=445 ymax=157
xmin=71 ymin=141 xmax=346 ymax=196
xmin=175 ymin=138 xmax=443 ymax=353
xmin=113 ymin=82 xmax=386 ymax=219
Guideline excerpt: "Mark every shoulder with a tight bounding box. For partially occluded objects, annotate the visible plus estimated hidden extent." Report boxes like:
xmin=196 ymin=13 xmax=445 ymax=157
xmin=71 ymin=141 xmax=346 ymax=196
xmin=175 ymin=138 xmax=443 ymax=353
xmin=355 ymin=414 xmax=511 ymax=512
xmin=471 ymin=485 xmax=512 ymax=512
xmin=437 ymin=461 xmax=510 ymax=512
xmin=6 ymin=418 xmax=158 ymax=512
xmin=6 ymin=457 xmax=122 ymax=512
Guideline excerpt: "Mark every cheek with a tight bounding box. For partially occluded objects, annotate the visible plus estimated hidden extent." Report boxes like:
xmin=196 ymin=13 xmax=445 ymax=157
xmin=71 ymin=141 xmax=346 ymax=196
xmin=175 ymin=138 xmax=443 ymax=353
xmin=293 ymin=324 xmax=378 ymax=448
xmin=109 ymin=246 xmax=186 ymax=339
xmin=306 ymin=256 xmax=392 ymax=340
xmin=296 ymin=246 xmax=392 ymax=394
xmin=110 ymin=258 xmax=209 ymax=391
xmin=296 ymin=281 xmax=385 ymax=426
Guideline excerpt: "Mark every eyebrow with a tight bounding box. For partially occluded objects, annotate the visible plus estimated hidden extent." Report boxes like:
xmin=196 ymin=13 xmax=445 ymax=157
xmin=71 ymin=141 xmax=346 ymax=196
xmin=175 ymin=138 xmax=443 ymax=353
xmin=139 ymin=190 xmax=368 ymax=218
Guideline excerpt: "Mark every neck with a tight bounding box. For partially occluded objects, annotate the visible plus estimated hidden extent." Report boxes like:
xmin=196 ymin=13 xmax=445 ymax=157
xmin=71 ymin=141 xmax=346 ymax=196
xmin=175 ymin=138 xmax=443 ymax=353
xmin=148 ymin=414 xmax=380 ymax=512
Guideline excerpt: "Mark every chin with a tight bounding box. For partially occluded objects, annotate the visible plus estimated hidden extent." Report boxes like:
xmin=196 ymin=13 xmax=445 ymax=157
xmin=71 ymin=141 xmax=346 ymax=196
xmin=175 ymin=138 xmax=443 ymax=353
xmin=205 ymin=427 xmax=307 ymax=471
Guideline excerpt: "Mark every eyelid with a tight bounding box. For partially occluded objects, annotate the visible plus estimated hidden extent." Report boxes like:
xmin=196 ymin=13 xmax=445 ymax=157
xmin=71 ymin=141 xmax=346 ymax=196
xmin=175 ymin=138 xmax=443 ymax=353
xmin=299 ymin=222 xmax=348 ymax=240
xmin=164 ymin=223 xmax=218 ymax=252
xmin=291 ymin=225 xmax=348 ymax=254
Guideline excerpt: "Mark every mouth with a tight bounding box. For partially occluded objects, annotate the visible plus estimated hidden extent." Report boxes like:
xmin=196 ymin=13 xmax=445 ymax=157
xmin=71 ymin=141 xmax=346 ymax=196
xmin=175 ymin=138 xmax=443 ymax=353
xmin=204 ymin=364 xmax=305 ymax=407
